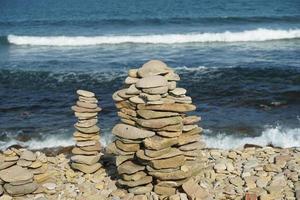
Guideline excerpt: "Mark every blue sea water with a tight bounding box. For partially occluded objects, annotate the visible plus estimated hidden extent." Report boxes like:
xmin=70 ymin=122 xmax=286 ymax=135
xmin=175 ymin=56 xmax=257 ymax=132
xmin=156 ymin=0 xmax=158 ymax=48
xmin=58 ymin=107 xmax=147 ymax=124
xmin=0 ymin=0 xmax=299 ymax=149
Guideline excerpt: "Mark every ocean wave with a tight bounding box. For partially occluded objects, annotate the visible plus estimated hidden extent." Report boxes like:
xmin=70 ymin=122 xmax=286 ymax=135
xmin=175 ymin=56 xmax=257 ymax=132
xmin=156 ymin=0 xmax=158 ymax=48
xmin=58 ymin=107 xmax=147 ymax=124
xmin=7 ymin=28 xmax=300 ymax=46
xmin=204 ymin=125 xmax=300 ymax=149
xmin=1 ymin=124 xmax=299 ymax=150
xmin=0 ymin=132 xmax=112 ymax=151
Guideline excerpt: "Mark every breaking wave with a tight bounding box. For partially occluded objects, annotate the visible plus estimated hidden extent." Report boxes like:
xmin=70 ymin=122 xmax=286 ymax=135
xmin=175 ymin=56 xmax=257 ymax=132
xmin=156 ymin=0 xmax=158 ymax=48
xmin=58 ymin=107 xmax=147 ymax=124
xmin=7 ymin=28 xmax=300 ymax=46
xmin=204 ymin=125 xmax=300 ymax=149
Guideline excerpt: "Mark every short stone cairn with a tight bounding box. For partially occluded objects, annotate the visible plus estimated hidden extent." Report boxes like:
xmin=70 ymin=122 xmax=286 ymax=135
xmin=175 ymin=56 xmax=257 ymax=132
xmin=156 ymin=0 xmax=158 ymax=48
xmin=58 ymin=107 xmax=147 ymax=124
xmin=108 ymin=60 xmax=205 ymax=197
xmin=70 ymin=89 xmax=103 ymax=174
xmin=0 ymin=149 xmax=40 ymax=196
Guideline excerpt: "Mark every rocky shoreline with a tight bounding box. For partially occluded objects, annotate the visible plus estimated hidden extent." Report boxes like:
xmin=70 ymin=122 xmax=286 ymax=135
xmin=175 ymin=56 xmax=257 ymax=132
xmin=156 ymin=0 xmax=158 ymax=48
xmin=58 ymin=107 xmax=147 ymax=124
xmin=0 ymin=146 xmax=299 ymax=200
xmin=1 ymin=60 xmax=299 ymax=200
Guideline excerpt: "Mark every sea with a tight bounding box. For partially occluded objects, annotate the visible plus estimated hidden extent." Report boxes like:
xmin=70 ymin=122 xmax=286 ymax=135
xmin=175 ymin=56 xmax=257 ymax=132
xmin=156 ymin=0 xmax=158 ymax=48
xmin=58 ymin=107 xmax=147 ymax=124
xmin=0 ymin=0 xmax=299 ymax=150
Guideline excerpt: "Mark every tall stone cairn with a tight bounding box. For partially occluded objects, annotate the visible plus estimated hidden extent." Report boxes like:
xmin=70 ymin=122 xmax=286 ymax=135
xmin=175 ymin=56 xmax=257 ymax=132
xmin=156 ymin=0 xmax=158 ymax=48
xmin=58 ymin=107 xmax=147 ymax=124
xmin=70 ymin=90 xmax=102 ymax=174
xmin=108 ymin=60 xmax=205 ymax=197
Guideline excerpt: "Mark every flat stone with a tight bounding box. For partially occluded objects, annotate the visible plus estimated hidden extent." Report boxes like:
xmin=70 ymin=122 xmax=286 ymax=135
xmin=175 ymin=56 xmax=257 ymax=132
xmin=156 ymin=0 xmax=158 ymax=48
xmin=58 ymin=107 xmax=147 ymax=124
xmin=144 ymin=135 xmax=178 ymax=150
xmin=74 ymin=135 xmax=100 ymax=142
xmin=112 ymin=91 xmax=124 ymax=102
xmin=137 ymin=148 xmax=182 ymax=161
xmin=120 ymin=108 xmax=137 ymax=117
xmin=121 ymin=118 xmax=136 ymax=126
xmin=77 ymin=90 xmax=95 ymax=98
xmin=75 ymin=125 xmax=100 ymax=134
xmin=20 ymin=150 xmax=36 ymax=161
xmin=178 ymin=134 xmax=200 ymax=146
xmin=136 ymin=75 xmax=168 ymax=89
xmin=182 ymin=125 xmax=198 ymax=132
xmin=170 ymin=88 xmax=186 ymax=96
xmin=75 ymin=118 xmax=98 ymax=128
xmin=118 ymin=176 xmax=152 ymax=187
xmin=184 ymin=127 xmax=203 ymax=136
xmin=72 ymin=105 xmax=101 ymax=113
xmin=155 ymin=122 xmax=183 ymax=131
xmin=128 ymin=184 xmax=153 ymax=195
xmin=76 ymin=140 xmax=96 ymax=147
xmin=138 ymin=60 xmax=171 ymax=77
xmin=78 ymin=96 xmax=98 ymax=104
xmin=17 ymin=159 xmax=32 ymax=167
xmin=42 ymin=182 xmax=56 ymax=190
xmin=139 ymin=93 xmax=161 ymax=101
xmin=76 ymin=100 xmax=98 ymax=109
xmin=150 ymin=155 xmax=185 ymax=169
xmin=112 ymin=124 xmax=155 ymax=140
xmin=145 ymin=148 xmax=172 ymax=158
xmin=118 ymin=161 xmax=145 ymax=175
xmin=142 ymin=86 xmax=168 ymax=95
xmin=71 ymin=162 xmax=101 ymax=174
xmin=75 ymin=112 xmax=98 ymax=119
xmin=106 ymin=142 xmax=135 ymax=155
xmin=157 ymin=131 xmax=181 ymax=138
xmin=214 ymin=162 xmax=227 ymax=172
xmin=0 ymin=185 xmax=3 ymax=196
xmin=79 ymin=142 xmax=101 ymax=151
xmin=115 ymin=140 xmax=140 ymax=152
xmin=168 ymin=81 xmax=176 ymax=90
xmin=149 ymin=169 xmax=191 ymax=180
xmin=71 ymin=154 xmax=100 ymax=165
xmin=4 ymin=156 xmax=19 ymax=162
xmin=154 ymin=185 xmax=176 ymax=196
xmin=137 ymin=110 xmax=179 ymax=119
xmin=136 ymin=116 xmax=182 ymax=129
xmin=125 ymin=77 xmax=139 ymax=84
xmin=122 ymin=171 xmax=147 ymax=181
xmin=0 ymin=161 xmax=17 ymax=170
xmin=137 ymin=103 xmax=196 ymax=113
xmin=4 ymin=182 xmax=38 ymax=196
xmin=164 ymin=72 xmax=180 ymax=81
xmin=126 ymin=84 xmax=141 ymax=95
xmin=0 ymin=165 xmax=33 ymax=182
xmin=28 ymin=161 xmax=43 ymax=169
xmin=182 ymin=116 xmax=201 ymax=125
xmin=116 ymin=154 xmax=134 ymax=166
xmin=229 ymin=176 xmax=245 ymax=187
xmin=128 ymin=69 xmax=138 ymax=78
xmin=182 ymin=179 xmax=209 ymax=200
xmin=179 ymin=141 xmax=204 ymax=151
xmin=129 ymin=96 xmax=145 ymax=104
xmin=118 ymin=89 xmax=135 ymax=99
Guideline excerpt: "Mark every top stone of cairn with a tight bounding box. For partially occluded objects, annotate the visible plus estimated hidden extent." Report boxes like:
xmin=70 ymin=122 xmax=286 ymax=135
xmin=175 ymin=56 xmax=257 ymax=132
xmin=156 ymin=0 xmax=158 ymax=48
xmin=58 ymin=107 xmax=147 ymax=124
xmin=137 ymin=60 xmax=173 ymax=77
xmin=76 ymin=89 xmax=95 ymax=98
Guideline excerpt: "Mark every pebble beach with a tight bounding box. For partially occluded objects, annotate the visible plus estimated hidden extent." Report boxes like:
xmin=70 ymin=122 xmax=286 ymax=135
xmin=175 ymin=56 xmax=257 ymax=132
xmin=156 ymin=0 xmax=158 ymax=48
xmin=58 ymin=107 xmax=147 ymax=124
xmin=0 ymin=146 xmax=299 ymax=200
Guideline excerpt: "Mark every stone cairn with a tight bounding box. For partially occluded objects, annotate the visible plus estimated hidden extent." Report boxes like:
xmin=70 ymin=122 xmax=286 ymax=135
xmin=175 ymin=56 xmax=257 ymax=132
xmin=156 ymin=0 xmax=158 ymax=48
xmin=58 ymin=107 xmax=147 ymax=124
xmin=0 ymin=149 xmax=42 ymax=196
xmin=108 ymin=60 xmax=205 ymax=197
xmin=70 ymin=89 xmax=103 ymax=174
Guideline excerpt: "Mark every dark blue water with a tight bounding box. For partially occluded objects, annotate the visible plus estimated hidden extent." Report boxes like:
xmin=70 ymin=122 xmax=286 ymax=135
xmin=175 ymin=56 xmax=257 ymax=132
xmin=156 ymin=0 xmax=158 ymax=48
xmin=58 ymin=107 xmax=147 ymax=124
xmin=0 ymin=0 xmax=299 ymax=149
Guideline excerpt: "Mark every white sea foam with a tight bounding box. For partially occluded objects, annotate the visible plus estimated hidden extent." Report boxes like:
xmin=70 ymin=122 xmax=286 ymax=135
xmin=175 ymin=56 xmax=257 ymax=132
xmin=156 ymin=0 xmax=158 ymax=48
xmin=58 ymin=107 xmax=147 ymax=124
xmin=7 ymin=28 xmax=300 ymax=46
xmin=0 ymin=132 xmax=112 ymax=151
xmin=1 ymin=125 xmax=299 ymax=150
xmin=204 ymin=125 xmax=300 ymax=149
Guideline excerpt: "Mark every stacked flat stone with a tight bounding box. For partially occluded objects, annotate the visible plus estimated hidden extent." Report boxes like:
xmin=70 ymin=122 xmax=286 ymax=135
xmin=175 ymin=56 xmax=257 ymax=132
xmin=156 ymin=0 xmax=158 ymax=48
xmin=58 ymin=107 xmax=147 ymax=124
xmin=71 ymin=89 xmax=102 ymax=174
xmin=109 ymin=60 xmax=204 ymax=197
xmin=0 ymin=149 xmax=41 ymax=196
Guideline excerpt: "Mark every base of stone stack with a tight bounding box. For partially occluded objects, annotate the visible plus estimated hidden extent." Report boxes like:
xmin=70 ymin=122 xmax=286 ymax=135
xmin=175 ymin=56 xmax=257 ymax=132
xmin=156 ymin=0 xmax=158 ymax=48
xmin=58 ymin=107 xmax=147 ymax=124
xmin=1 ymin=146 xmax=299 ymax=199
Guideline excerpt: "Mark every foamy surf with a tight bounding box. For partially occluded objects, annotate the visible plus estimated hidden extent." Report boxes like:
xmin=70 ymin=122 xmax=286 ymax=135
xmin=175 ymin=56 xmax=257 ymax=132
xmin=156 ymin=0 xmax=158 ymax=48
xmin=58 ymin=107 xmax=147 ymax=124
xmin=7 ymin=28 xmax=300 ymax=46
xmin=1 ymin=125 xmax=299 ymax=150
xmin=204 ymin=125 xmax=300 ymax=149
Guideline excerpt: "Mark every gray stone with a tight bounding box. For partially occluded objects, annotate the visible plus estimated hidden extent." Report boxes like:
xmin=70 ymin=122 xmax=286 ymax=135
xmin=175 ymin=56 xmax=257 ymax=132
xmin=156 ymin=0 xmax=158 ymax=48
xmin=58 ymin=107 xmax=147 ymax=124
xmin=112 ymin=124 xmax=155 ymax=139
xmin=136 ymin=75 xmax=168 ymax=89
